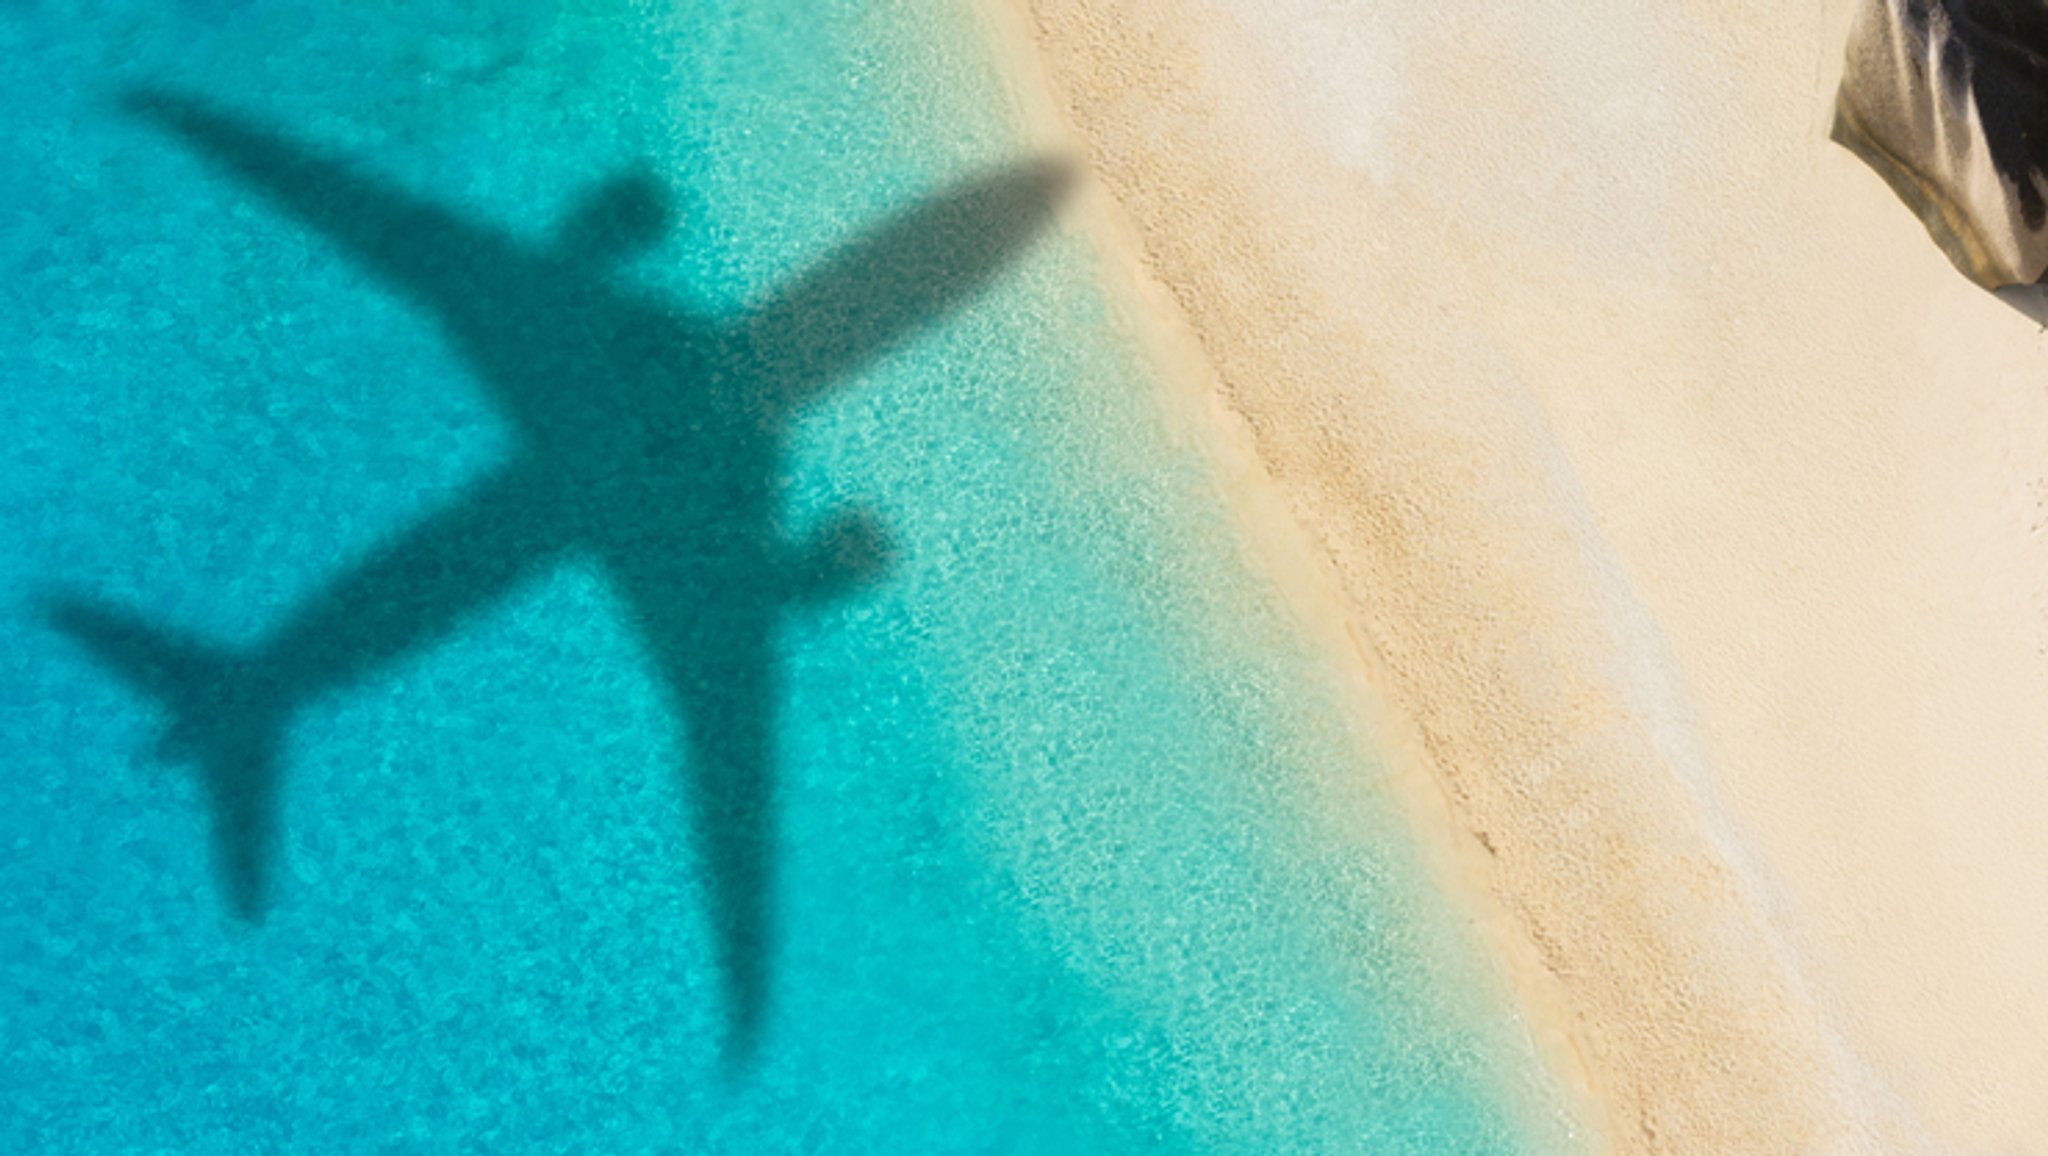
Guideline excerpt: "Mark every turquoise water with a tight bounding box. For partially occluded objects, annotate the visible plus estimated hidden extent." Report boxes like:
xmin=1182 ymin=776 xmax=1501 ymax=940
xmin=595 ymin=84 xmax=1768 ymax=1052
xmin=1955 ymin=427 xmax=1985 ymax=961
xmin=2 ymin=1 xmax=1570 ymax=1151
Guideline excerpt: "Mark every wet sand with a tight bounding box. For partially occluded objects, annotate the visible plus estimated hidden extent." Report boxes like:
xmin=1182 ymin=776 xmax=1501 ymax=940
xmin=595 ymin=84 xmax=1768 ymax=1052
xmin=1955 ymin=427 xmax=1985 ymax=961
xmin=985 ymin=0 xmax=2048 ymax=1149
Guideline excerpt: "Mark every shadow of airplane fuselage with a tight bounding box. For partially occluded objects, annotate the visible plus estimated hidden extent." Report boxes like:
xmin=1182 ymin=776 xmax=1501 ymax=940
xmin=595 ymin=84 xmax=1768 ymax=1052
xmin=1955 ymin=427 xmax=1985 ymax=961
xmin=42 ymin=89 xmax=1069 ymax=1062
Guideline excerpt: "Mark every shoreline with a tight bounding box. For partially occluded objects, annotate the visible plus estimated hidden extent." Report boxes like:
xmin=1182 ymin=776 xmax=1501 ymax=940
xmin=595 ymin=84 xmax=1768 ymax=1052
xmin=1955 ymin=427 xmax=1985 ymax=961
xmin=982 ymin=0 xmax=2048 ymax=1150
xmin=977 ymin=2 xmax=1887 ymax=1145
xmin=969 ymin=5 xmax=1609 ymax=1146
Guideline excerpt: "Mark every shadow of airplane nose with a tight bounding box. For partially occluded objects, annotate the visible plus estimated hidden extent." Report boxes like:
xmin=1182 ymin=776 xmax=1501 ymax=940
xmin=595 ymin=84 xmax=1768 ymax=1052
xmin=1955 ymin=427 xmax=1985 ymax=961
xmin=741 ymin=155 xmax=1077 ymax=413
xmin=931 ymin=157 xmax=1075 ymax=244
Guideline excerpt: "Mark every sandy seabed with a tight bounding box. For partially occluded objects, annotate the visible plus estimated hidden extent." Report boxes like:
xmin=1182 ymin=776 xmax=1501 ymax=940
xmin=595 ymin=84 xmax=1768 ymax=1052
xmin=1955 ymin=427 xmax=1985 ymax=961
xmin=982 ymin=0 xmax=2048 ymax=1151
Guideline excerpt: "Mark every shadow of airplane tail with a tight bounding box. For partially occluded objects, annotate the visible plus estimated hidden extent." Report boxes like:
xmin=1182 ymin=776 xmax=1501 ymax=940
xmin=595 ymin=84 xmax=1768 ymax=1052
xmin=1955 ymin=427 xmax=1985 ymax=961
xmin=40 ymin=591 xmax=283 ymax=918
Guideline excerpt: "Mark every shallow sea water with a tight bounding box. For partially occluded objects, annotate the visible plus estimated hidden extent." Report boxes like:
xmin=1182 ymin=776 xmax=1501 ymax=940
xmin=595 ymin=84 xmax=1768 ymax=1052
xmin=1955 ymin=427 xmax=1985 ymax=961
xmin=1 ymin=1 xmax=1571 ymax=1150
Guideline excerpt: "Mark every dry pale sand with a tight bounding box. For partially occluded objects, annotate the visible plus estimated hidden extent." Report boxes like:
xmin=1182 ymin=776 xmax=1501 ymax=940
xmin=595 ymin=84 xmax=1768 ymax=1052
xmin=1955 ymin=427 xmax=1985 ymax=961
xmin=981 ymin=0 xmax=2048 ymax=1151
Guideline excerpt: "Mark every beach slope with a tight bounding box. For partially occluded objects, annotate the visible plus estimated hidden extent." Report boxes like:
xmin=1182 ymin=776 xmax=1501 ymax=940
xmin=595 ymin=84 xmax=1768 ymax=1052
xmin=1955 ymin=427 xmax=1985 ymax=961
xmin=998 ymin=0 xmax=2048 ymax=1149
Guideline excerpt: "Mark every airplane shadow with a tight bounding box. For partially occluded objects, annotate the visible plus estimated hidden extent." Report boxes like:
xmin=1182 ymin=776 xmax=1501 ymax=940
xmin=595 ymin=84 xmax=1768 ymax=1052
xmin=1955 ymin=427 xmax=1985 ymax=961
xmin=40 ymin=87 xmax=1070 ymax=1064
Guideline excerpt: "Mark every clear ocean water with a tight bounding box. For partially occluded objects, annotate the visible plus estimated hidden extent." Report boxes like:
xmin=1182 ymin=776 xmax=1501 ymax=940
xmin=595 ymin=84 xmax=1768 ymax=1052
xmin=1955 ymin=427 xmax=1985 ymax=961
xmin=1 ymin=1 xmax=1571 ymax=1151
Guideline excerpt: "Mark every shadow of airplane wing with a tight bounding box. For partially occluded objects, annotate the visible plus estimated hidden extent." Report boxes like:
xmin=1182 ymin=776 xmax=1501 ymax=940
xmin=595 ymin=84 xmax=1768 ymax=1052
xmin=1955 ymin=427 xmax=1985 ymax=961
xmin=601 ymin=551 xmax=783 ymax=1064
xmin=120 ymin=88 xmax=519 ymax=303
xmin=743 ymin=159 xmax=1073 ymax=409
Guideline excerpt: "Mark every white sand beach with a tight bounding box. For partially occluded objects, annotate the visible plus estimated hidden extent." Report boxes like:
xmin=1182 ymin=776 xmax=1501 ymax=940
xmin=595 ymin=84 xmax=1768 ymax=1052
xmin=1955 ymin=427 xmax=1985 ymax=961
xmin=988 ymin=0 xmax=2048 ymax=1149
